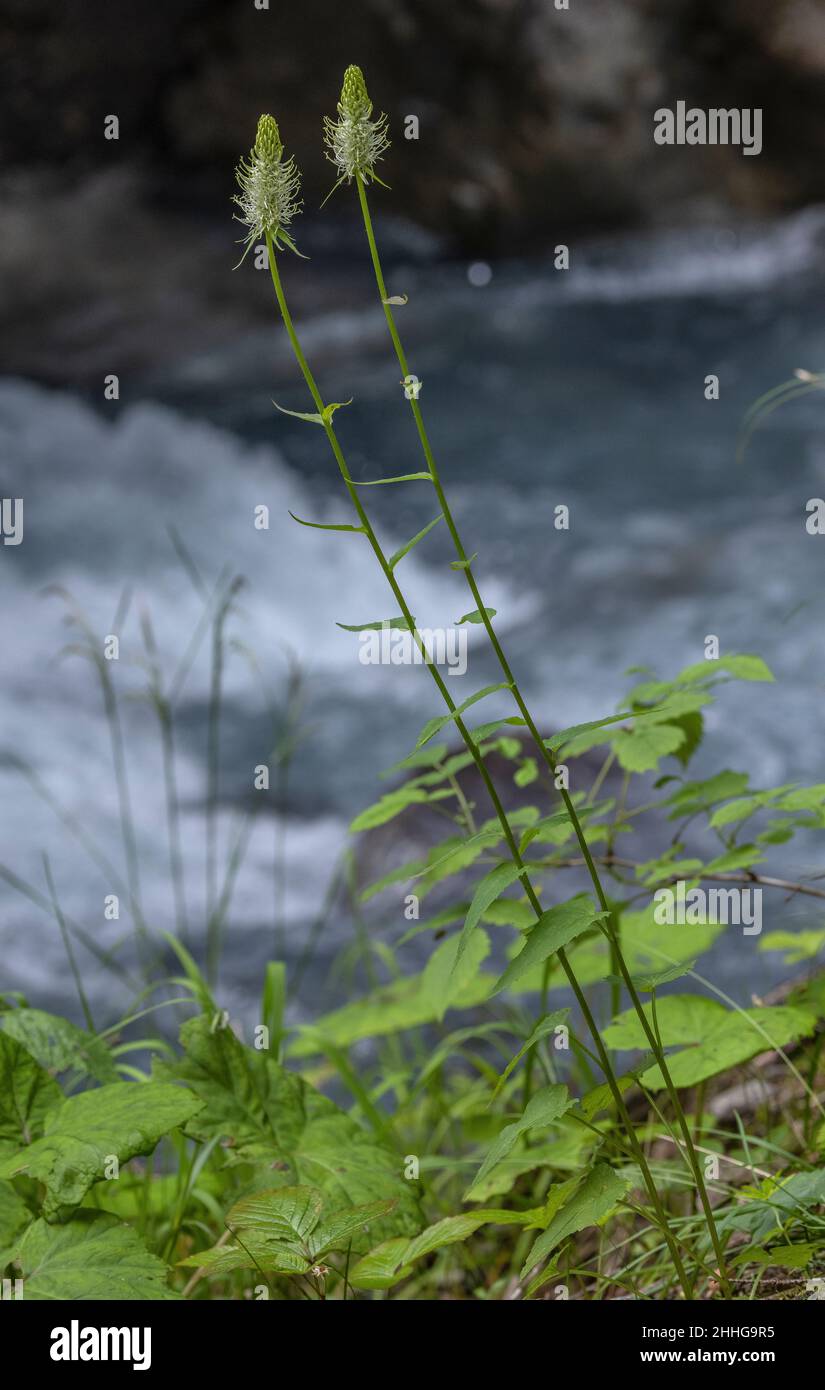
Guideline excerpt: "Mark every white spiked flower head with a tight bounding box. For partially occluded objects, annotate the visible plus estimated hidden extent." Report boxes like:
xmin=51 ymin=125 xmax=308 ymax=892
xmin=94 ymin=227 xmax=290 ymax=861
xmin=323 ymin=65 xmax=390 ymax=185
xmin=233 ymin=114 xmax=303 ymax=260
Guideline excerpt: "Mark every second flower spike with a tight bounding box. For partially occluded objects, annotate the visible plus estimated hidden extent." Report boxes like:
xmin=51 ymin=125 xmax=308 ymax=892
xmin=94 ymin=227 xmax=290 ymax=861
xmin=233 ymin=114 xmax=303 ymax=261
xmin=324 ymin=65 xmax=390 ymax=187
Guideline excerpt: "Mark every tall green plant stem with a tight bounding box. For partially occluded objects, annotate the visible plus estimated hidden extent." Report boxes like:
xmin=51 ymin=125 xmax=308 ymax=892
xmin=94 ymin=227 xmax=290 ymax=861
xmin=354 ymin=176 xmax=730 ymax=1294
xmin=265 ymin=233 xmax=694 ymax=1298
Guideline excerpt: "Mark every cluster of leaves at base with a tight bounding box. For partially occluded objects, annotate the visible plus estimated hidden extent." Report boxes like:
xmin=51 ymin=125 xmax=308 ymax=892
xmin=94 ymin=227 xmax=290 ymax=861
xmin=0 ymin=999 xmax=422 ymax=1298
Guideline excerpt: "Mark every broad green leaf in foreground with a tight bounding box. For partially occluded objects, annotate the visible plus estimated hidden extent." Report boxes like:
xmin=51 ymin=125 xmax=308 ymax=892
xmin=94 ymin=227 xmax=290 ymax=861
xmin=287 ymin=961 xmax=496 ymax=1057
xmin=543 ymin=710 xmax=642 ymax=753
xmin=612 ymin=722 xmax=685 ymax=773
xmin=1 ymin=1008 xmax=118 ymax=1085
xmin=179 ymin=1233 xmax=308 ymax=1277
xmin=231 ymin=1186 xmax=397 ymax=1258
xmin=603 ymin=998 xmax=816 ymax=1090
xmin=14 ymin=1211 xmax=178 ymax=1300
xmin=464 ymin=1143 xmax=592 ymax=1203
xmin=604 ymin=995 xmax=727 ymax=1049
xmin=466 ymin=1084 xmax=571 ymax=1197
xmin=709 ymin=787 xmax=795 ymax=829
xmin=493 ymin=895 xmax=607 ymax=995
xmin=421 ymin=927 xmax=491 ymax=1022
xmin=349 ymin=1207 xmax=542 ymax=1290
xmin=451 ymin=860 xmax=526 ymax=979
xmin=719 ymin=1168 xmax=825 ymax=1242
xmin=308 ymin=1198 xmax=399 ymax=1258
xmin=0 ymin=1179 xmax=31 ymax=1260
xmin=349 ymin=786 xmax=438 ymax=832
xmin=348 ymin=1236 xmax=412 ymax=1289
xmin=155 ymin=1017 xmax=420 ymax=1241
xmin=179 ymin=1186 xmax=397 ymax=1275
xmin=521 ymin=1163 xmax=632 ymax=1276
xmin=0 ymin=1082 xmax=203 ymax=1219
xmin=664 ymin=770 xmax=750 ymax=819
xmin=676 ymin=653 xmax=774 ymax=685
xmin=0 ymin=1032 xmax=62 ymax=1157
xmin=732 ymin=1243 xmax=818 ymax=1270
xmin=233 ymin=1185 xmax=323 ymax=1245
xmin=774 ymin=783 xmax=825 ymax=811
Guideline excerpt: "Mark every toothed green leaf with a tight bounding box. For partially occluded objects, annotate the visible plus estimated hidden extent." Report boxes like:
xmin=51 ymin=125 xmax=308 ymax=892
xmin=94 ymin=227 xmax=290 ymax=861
xmin=0 ymin=1082 xmax=203 ymax=1219
xmin=15 ymin=1211 xmax=178 ymax=1300
xmin=521 ymin=1164 xmax=631 ymax=1275
xmin=493 ymin=896 xmax=607 ymax=996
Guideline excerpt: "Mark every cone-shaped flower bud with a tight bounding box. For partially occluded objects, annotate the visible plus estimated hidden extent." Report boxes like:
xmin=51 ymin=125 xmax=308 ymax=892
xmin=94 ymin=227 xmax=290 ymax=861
xmin=254 ymin=114 xmax=282 ymax=161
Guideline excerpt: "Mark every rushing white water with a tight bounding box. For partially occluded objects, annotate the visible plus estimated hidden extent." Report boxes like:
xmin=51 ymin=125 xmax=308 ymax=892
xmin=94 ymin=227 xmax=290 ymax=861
xmin=2 ymin=211 xmax=825 ymax=1020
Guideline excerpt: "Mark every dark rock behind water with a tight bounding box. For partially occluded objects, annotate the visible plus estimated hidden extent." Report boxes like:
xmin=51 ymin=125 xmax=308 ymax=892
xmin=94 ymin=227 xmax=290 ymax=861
xmin=3 ymin=0 xmax=825 ymax=250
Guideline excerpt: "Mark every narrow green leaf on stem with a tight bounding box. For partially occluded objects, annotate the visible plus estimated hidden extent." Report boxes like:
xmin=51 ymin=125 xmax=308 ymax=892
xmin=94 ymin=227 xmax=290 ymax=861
xmin=493 ymin=896 xmax=608 ymax=995
xmin=388 ymin=515 xmax=443 ymax=569
xmin=351 ymin=472 xmax=432 ymax=486
xmin=288 ymin=512 xmax=365 ymax=533
xmin=415 ymin=683 xmax=513 ymax=748
xmin=457 ymin=607 xmax=497 ymax=625
xmin=337 ymin=616 xmax=415 ymax=633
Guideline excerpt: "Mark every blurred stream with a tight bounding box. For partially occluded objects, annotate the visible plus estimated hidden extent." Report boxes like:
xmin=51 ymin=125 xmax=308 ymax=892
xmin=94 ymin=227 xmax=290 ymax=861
xmin=3 ymin=210 xmax=825 ymax=1026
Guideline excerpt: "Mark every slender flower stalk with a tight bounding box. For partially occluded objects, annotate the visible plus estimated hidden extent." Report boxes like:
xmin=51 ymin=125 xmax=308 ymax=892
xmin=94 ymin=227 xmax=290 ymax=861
xmin=338 ymin=71 xmax=731 ymax=1293
xmin=244 ymin=118 xmax=695 ymax=1294
xmin=265 ymin=235 xmax=694 ymax=1293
